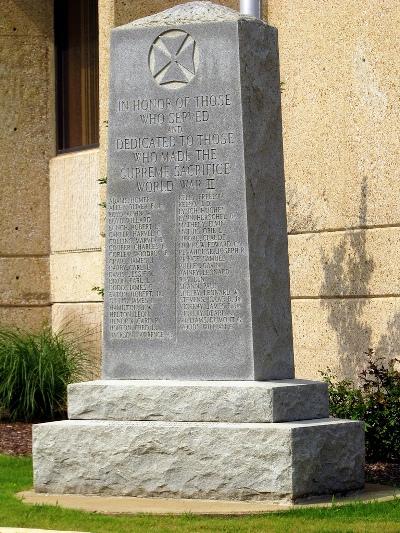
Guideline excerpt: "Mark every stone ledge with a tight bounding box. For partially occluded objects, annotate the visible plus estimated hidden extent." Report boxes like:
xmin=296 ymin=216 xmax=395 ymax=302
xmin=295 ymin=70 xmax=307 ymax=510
xmin=67 ymin=379 xmax=329 ymax=423
xmin=33 ymin=418 xmax=364 ymax=501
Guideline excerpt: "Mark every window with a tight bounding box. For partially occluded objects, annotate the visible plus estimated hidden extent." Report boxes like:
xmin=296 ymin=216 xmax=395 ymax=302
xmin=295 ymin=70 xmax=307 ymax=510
xmin=55 ymin=0 xmax=99 ymax=152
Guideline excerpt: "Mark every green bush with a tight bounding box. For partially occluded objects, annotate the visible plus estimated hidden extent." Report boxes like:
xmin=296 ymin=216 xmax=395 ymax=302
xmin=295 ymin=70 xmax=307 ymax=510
xmin=0 ymin=326 xmax=92 ymax=422
xmin=321 ymin=349 xmax=400 ymax=462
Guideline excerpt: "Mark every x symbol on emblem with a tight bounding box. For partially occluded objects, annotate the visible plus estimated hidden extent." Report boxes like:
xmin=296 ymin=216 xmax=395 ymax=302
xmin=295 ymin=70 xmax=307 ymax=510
xmin=150 ymin=30 xmax=197 ymax=86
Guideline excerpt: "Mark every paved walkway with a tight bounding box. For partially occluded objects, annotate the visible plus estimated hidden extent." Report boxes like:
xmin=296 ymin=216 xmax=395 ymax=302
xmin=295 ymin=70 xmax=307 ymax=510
xmin=17 ymin=484 xmax=400 ymax=515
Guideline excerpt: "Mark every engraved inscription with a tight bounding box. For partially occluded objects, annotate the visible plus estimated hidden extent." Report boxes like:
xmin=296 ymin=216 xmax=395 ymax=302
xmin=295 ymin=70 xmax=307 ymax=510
xmin=107 ymin=197 xmax=171 ymax=340
xmin=107 ymin=90 xmax=249 ymax=343
xmin=178 ymin=192 xmax=245 ymax=331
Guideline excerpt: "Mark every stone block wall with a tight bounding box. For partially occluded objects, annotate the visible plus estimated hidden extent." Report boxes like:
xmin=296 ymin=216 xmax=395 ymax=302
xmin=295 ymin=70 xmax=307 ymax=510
xmin=0 ymin=0 xmax=54 ymax=331
xmin=268 ymin=0 xmax=400 ymax=378
xmin=49 ymin=150 xmax=103 ymax=375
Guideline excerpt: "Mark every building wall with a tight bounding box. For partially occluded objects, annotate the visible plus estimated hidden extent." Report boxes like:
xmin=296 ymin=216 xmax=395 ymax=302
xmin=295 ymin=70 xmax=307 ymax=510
xmin=268 ymin=0 xmax=400 ymax=378
xmin=2 ymin=0 xmax=399 ymax=381
xmin=0 ymin=2 xmax=102 ymax=373
xmin=49 ymin=149 xmax=103 ymax=375
xmin=0 ymin=0 xmax=54 ymax=331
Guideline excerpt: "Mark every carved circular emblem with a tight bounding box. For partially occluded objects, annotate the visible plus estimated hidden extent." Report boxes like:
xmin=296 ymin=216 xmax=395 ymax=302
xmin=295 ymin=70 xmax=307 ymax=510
xmin=149 ymin=29 xmax=198 ymax=89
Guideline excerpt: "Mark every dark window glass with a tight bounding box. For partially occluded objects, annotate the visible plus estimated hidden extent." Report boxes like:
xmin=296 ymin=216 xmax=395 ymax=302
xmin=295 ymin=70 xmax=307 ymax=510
xmin=55 ymin=0 xmax=99 ymax=152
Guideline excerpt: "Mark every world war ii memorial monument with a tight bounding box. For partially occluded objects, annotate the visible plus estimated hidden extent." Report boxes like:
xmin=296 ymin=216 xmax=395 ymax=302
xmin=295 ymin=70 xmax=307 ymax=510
xmin=33 ymin=2 xmax=364 ymax=502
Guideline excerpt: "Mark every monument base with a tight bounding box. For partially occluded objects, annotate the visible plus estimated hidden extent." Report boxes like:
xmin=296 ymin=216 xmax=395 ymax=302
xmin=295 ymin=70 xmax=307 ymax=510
xmin=32 ymin=381 xmax=364 ymax=502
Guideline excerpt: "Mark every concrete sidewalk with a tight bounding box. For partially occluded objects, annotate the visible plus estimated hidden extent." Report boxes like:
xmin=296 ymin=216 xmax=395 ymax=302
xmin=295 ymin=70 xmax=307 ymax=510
xmin=17 ymin=484 xmax=400 ymax=516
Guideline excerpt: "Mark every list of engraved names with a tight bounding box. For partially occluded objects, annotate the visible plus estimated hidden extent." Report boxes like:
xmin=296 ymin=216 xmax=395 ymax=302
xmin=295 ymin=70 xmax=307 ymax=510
xmin=107 ymin=93 xmax=248 ymax=341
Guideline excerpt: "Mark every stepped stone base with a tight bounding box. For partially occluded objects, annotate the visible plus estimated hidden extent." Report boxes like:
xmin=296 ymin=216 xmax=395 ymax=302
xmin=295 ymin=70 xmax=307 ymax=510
xmin=33 ymin=379 xmax=364 ymax=502
xmin=33 ymin=418 xmax=364 ymax=502
xmin=67 ymin=379 xmax=329 ymax=423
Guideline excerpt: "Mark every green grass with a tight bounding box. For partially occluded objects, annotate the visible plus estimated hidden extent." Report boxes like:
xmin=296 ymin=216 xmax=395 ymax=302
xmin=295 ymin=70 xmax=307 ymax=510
xmin=0 ymin=455 xmax=399 ymax=533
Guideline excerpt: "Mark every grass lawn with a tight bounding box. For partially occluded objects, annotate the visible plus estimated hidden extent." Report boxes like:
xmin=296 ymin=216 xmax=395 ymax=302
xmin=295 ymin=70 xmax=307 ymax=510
xmin=0 ymin=455 xmax=399 ymax=533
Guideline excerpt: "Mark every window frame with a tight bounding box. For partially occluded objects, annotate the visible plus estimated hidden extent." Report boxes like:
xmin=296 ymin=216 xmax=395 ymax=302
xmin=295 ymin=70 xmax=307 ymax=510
xmin=54 ymin=0 xmax=100 ymax=154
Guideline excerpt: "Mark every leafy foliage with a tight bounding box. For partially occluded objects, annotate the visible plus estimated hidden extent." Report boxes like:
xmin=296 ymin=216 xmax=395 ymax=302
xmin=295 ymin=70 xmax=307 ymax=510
xmin=321 ymin=350 xmax=400 ymax=462
xmin=92 ymin=286 xmax=104 ymax=298
xmin=0 ymin=326 xmax=92 ymax=422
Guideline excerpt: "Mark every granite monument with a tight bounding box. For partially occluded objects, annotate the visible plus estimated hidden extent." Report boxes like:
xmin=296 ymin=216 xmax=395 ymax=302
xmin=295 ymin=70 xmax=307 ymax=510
xmin=33 ymin=2 xmax=364 ymax=502
xmin=103 ymin=2 xmax=294 ymax=381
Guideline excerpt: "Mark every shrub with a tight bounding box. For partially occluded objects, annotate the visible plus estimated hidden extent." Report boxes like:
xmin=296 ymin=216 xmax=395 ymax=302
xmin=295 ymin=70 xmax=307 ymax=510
xmin=0 ymin=325 xmax=92 ymax=422
xmin=321 ymin=349 xmax=400 ymax=462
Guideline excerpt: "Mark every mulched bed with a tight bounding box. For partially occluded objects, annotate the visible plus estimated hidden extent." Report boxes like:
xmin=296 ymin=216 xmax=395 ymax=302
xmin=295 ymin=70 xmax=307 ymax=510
xmin=0 ymin=422 xmax=399 ymax=488
xmin=365 ymin=462 xmax=400 ymax=487
xmin=0 ymin=422 xmax=32 ymax=456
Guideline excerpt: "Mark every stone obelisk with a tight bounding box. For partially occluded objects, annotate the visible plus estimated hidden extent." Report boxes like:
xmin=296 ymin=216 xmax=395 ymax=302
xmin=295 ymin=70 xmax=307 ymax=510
xmin=33 ymin=2 xmax=364 ymax=501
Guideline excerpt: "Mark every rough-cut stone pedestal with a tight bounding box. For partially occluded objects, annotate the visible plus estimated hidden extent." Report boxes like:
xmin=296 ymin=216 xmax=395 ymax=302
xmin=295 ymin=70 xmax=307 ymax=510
xmin=67 ymin=379 xmax=329 ymax=423
xmin=33 ymin=381 xmax=364 ymax=501
xmin=33 ymin=418 xmax=364 ymax=502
